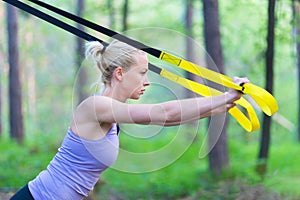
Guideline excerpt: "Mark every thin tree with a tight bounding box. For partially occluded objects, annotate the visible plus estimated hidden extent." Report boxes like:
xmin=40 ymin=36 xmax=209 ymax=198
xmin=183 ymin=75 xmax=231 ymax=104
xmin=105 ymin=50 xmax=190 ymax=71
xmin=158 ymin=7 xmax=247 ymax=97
xmin=292 ymin=0 xmax=300 ymax=142
xmin=0 ymin=39 xmax=4 ymax=137
xmin=202 ymin=0 xmax=229 ymax=176
xmin=0 ymin=2 xmax=4 ymax=137
xmin=76 ymin=0 xmax=88 ymax=103
xmin=185 ymin=0 xmax=199 ymax=98
xmin=0 ymin=48 xmax=3 ymax=137
xmin=6 ymin=4 xmax=24 ymax=144
xmin=122 ymin=0 xmax=129 ymax=32
xmin=0 ymin=2 xmax=3 ymax=137
xmin=185 ymin=0 xmax=194 ymax=61
xmin=257 ymin=0 xmax=276 ymax=176
xmin=107 ymin=0 xmax=116 ymax=30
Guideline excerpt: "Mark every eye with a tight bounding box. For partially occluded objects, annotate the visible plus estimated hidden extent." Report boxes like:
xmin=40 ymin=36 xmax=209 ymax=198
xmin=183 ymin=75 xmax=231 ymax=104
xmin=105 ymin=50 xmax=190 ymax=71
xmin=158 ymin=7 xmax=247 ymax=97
xmin=140 ymin=70 xmax=147 ymax=75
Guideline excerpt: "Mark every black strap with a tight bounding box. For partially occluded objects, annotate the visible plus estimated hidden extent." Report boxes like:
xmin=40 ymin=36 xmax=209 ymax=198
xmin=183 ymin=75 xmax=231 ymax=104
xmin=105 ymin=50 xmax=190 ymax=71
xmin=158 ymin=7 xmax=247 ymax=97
xmin=3 ymin=0 xmax=108 ymax=46
xmin=2 ymin=0 xmax=163 ymax=74
xmin=27 ymin=0 xmax=162 ymax=58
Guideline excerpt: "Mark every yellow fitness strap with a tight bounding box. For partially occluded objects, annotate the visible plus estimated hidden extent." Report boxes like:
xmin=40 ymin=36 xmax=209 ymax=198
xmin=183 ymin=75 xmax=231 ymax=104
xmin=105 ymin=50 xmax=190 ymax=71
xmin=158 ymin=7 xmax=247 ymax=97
xmin=160 ymin=69 xmax=260 ymax=132
xmin=159 ymin=52 xmax=278 ymax=117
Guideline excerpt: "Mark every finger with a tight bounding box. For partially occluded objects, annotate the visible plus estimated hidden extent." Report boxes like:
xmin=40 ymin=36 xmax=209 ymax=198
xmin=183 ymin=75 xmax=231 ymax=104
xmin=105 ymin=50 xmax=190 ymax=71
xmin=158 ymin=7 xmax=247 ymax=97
xmin=226 ymin=103 xmax=236 ymax=111
xmin=233 ymin=77 xmax=250 ymax=85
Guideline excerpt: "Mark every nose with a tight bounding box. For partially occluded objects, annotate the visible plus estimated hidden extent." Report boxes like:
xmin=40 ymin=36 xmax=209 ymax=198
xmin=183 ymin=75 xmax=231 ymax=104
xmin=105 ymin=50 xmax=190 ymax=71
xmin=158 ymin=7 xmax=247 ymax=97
xmin=144 ymin=75 xmax=150 ymax=87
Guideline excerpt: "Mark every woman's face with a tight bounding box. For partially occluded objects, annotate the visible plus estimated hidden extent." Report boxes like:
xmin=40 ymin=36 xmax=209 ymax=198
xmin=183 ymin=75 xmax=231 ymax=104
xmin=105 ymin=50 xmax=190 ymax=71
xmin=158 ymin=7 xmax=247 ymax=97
xmin=122 ymin=53 xmax=150 ymax=100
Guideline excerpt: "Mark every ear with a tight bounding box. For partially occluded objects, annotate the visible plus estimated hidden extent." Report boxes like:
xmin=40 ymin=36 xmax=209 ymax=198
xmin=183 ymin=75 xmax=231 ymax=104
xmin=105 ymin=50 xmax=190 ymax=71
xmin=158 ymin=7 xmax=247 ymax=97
xmin=114 ymin=67 xmax=124 ymax=81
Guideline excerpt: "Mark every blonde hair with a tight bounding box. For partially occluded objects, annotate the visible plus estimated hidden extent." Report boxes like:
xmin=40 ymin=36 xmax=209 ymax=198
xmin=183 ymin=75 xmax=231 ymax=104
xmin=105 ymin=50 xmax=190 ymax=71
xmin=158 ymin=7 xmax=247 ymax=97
xmin=85 ymin=40 xmax=143 ymax=85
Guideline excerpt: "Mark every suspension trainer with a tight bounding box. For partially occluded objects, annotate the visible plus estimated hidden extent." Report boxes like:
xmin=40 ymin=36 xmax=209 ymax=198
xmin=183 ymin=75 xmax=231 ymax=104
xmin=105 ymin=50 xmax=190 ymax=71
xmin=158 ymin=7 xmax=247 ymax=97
xmin=3 ymin=0 xmax=278 ymax=132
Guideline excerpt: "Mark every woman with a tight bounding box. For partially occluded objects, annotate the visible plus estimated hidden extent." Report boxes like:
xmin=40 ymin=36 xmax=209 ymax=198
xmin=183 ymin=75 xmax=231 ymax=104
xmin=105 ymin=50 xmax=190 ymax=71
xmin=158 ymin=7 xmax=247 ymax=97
xmin=11 ymin=40 xmax=249 ymax=200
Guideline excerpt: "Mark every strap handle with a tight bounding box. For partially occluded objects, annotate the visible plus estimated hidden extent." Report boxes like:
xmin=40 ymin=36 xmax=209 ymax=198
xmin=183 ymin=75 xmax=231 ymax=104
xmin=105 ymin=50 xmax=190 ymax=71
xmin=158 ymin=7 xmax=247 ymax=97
xmin=160 ymin=69 xmax=260 ymax=132
xmin=159 ymin=52 xmax=278 ymax=116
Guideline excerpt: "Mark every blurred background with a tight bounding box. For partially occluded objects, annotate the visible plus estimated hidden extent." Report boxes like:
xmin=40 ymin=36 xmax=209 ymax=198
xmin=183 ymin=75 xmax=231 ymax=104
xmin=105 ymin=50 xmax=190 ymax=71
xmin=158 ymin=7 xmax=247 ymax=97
xmin=0 ymin=0 xmax=299 ymax=199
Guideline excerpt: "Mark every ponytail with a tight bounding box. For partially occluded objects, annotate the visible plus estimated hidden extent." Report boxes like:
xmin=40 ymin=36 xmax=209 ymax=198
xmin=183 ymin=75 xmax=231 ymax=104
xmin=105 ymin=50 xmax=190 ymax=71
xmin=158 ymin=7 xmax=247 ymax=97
xmin=85 ymin=40 xmax=145 ymax=85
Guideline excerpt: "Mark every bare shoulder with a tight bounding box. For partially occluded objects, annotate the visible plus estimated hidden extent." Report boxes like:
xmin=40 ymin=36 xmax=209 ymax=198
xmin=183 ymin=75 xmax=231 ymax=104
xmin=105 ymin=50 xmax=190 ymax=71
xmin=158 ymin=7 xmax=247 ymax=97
xmin=74 ymin=95 xmax=124 ymax=123
xmin=71 ymin=96 xmax=116 ymax=139
xmin=73 ymin=95 xmax=166 ymax=125
xmin=79 ymin=95 xmax=121 ymax=112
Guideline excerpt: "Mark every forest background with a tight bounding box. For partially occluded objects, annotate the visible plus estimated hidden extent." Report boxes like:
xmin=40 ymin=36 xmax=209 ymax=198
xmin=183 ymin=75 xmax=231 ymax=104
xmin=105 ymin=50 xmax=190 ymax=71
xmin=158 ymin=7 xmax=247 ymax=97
xmin=0 ymin=0 xmax=299 ymax=199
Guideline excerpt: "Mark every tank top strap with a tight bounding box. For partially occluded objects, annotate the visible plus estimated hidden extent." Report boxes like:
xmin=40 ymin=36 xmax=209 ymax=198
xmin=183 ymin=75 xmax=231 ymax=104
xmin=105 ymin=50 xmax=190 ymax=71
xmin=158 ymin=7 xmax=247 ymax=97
xmin=116 ymin=124 xmax=120 ymax=135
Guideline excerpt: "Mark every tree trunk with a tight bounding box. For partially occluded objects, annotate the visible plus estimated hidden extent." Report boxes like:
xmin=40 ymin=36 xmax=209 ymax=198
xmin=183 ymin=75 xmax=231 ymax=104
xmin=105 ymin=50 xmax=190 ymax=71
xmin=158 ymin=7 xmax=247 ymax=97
xmin=76 ymin=0 xmax=88 ymax=103
xmin=0 ymin=0 xmax=3 ymax=137
xmin=256 ymin=0 xmax=276 ymax=176
xmin=0 ymin=49 xmax=3 ymax=137
xmin=185 ymin=0 xmax=194 ymax=62
xmin=185 ymin=0 xmax=200 ymax=98
xmin=293 ymin=0 xmax=300 ymax=142
xmin=108 ymin=0 xmax=116 ymax=30
xmin=6 ymin=4 xmax=24 ymax=144
xmin=0 ymin=34 xmax=4 ymax=137
xmin=24 ymin=29 xmax=37 ymax=122
xmin=202 ymin=0 xmax=229 ymax=176
xmin=122 ymin=0 xmax=129 ymax=32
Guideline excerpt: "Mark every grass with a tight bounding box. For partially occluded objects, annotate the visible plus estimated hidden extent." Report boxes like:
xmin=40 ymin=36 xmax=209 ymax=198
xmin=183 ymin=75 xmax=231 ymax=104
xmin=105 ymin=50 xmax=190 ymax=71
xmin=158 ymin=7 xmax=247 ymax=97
xmin=0 ymin=124 xmax=299 ymax=199
xmin=94 ymin=127 xmax=300 ymax=199
xmin=0 ymin=133 xmax=58 ymax=188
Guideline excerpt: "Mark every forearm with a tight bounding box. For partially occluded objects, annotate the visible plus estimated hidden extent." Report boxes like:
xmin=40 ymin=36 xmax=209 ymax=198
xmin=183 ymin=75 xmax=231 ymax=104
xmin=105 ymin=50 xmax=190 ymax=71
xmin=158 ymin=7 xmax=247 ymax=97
xmin=162 ymin=103 xmax=231 ymax=126
xmin=160 ymin=92 xmax=237 ymax=125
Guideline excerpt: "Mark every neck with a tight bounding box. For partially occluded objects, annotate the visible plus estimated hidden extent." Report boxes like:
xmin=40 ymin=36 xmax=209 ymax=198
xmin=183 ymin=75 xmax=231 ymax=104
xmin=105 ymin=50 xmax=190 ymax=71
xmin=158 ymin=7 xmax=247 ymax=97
xmin=102 ymin=84 xmax=128 ymax=102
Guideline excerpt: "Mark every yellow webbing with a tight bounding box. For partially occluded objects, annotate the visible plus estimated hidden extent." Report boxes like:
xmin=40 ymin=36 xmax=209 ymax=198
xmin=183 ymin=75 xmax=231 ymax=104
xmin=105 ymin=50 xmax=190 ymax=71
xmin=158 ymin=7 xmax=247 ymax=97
xmin=159 ymin=69 xmax=261 ymax=132
xmin=159 ymin=52 xmax=278 ymax=117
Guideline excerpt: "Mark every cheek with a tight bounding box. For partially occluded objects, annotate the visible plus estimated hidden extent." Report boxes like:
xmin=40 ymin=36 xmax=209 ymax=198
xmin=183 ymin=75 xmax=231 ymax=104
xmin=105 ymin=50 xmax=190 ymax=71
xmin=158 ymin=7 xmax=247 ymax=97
xmin=124 ymin=76 xmax=139 ymax=90
xmin=123 ymin=72 xmax=144 ymax=89
xmin=130 ymin=75 xmax=143 ymax=85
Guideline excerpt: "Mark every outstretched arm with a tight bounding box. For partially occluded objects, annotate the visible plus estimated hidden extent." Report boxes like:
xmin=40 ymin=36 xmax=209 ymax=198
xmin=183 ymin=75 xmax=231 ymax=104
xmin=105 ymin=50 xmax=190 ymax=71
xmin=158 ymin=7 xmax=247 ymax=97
xmin=77 ymin=77 xmax=248 ymax=126
xmin=161 ymin=76 xmax=249 ymax=126
xmin=162 ymin=101 xmax=236 ymax=126
xmin=79 ymin=90 xmax=238 ymax=126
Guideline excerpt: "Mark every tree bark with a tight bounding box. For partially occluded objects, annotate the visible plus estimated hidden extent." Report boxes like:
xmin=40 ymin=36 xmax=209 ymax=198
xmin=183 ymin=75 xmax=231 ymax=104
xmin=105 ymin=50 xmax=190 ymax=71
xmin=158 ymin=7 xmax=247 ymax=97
xmin=0 ymin=49 xmax=3 ymax=137
xmin=185 ymin=0 xmax=200 ymax=98
xmin=202 ymin=0 xmax=229 ymax=176
xmin=292 ymin=0 xmax=300 ymax=142
xmin=108 ymin=0 xmax=116 ymax=30
xmin=122 ymin=0 xmax=129 ymax=32
xmin=6 ymin=4 xmax=24 ymax=144
xmin=257 ymin=0 xmax=276 ymax=176
xmin=0 ymin=0 xmax=3 ymax=137
xmin=76 ymin=0 xmax=88 ymax=103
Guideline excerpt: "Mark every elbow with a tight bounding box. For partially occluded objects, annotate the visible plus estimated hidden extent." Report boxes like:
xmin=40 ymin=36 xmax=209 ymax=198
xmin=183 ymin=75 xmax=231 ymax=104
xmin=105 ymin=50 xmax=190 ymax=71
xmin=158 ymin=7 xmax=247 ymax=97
xmin=163 ymin=105 xmax=181 ymax=125
xmin=148 ymin=103 xmax=179 ymax=125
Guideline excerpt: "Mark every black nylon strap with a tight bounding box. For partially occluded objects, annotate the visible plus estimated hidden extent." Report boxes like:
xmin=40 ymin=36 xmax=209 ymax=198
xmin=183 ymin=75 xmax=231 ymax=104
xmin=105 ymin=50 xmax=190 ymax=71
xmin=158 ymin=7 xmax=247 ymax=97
xmin=27 ymin=0 xmax=162 ymax=58
xmin=3 ymin=0 xmax=108 ymax=45
xmin=2 ymin=0 xmax=162 ymax=74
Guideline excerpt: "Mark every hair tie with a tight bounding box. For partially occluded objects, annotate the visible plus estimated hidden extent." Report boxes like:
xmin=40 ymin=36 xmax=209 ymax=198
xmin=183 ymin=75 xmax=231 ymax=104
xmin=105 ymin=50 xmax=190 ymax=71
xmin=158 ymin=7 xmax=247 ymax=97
xmin=100 ymin=45 xmax=107 ymax=54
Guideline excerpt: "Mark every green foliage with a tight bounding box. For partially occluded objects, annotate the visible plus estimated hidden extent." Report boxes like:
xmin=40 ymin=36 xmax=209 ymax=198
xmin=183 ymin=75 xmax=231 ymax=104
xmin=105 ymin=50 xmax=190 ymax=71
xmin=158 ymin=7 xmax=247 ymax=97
xmin=0 ymin=0 xmax=299 ymax=199
xmin=0 ymin=125 xmax=299 ymax=199
xmin=95 ymin=131 xmax=300 ymax=199
xmin=0 ymin=133 xmax=58 ymax=187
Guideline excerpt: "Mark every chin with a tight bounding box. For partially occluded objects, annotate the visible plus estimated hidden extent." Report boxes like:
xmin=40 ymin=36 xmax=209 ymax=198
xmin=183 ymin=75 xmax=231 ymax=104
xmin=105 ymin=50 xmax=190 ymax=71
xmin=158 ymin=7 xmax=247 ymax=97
xmin=130 ymin=94 xmax=141 ymax=100
xmin=130 ymin=96 xmax=140 ymax=100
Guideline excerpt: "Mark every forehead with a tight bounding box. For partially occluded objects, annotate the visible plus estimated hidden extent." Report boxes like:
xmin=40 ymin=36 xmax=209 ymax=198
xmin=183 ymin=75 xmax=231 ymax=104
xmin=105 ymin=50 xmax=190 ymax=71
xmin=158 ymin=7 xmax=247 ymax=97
xmin=132 ymin=53 xmax=148 ymax=69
